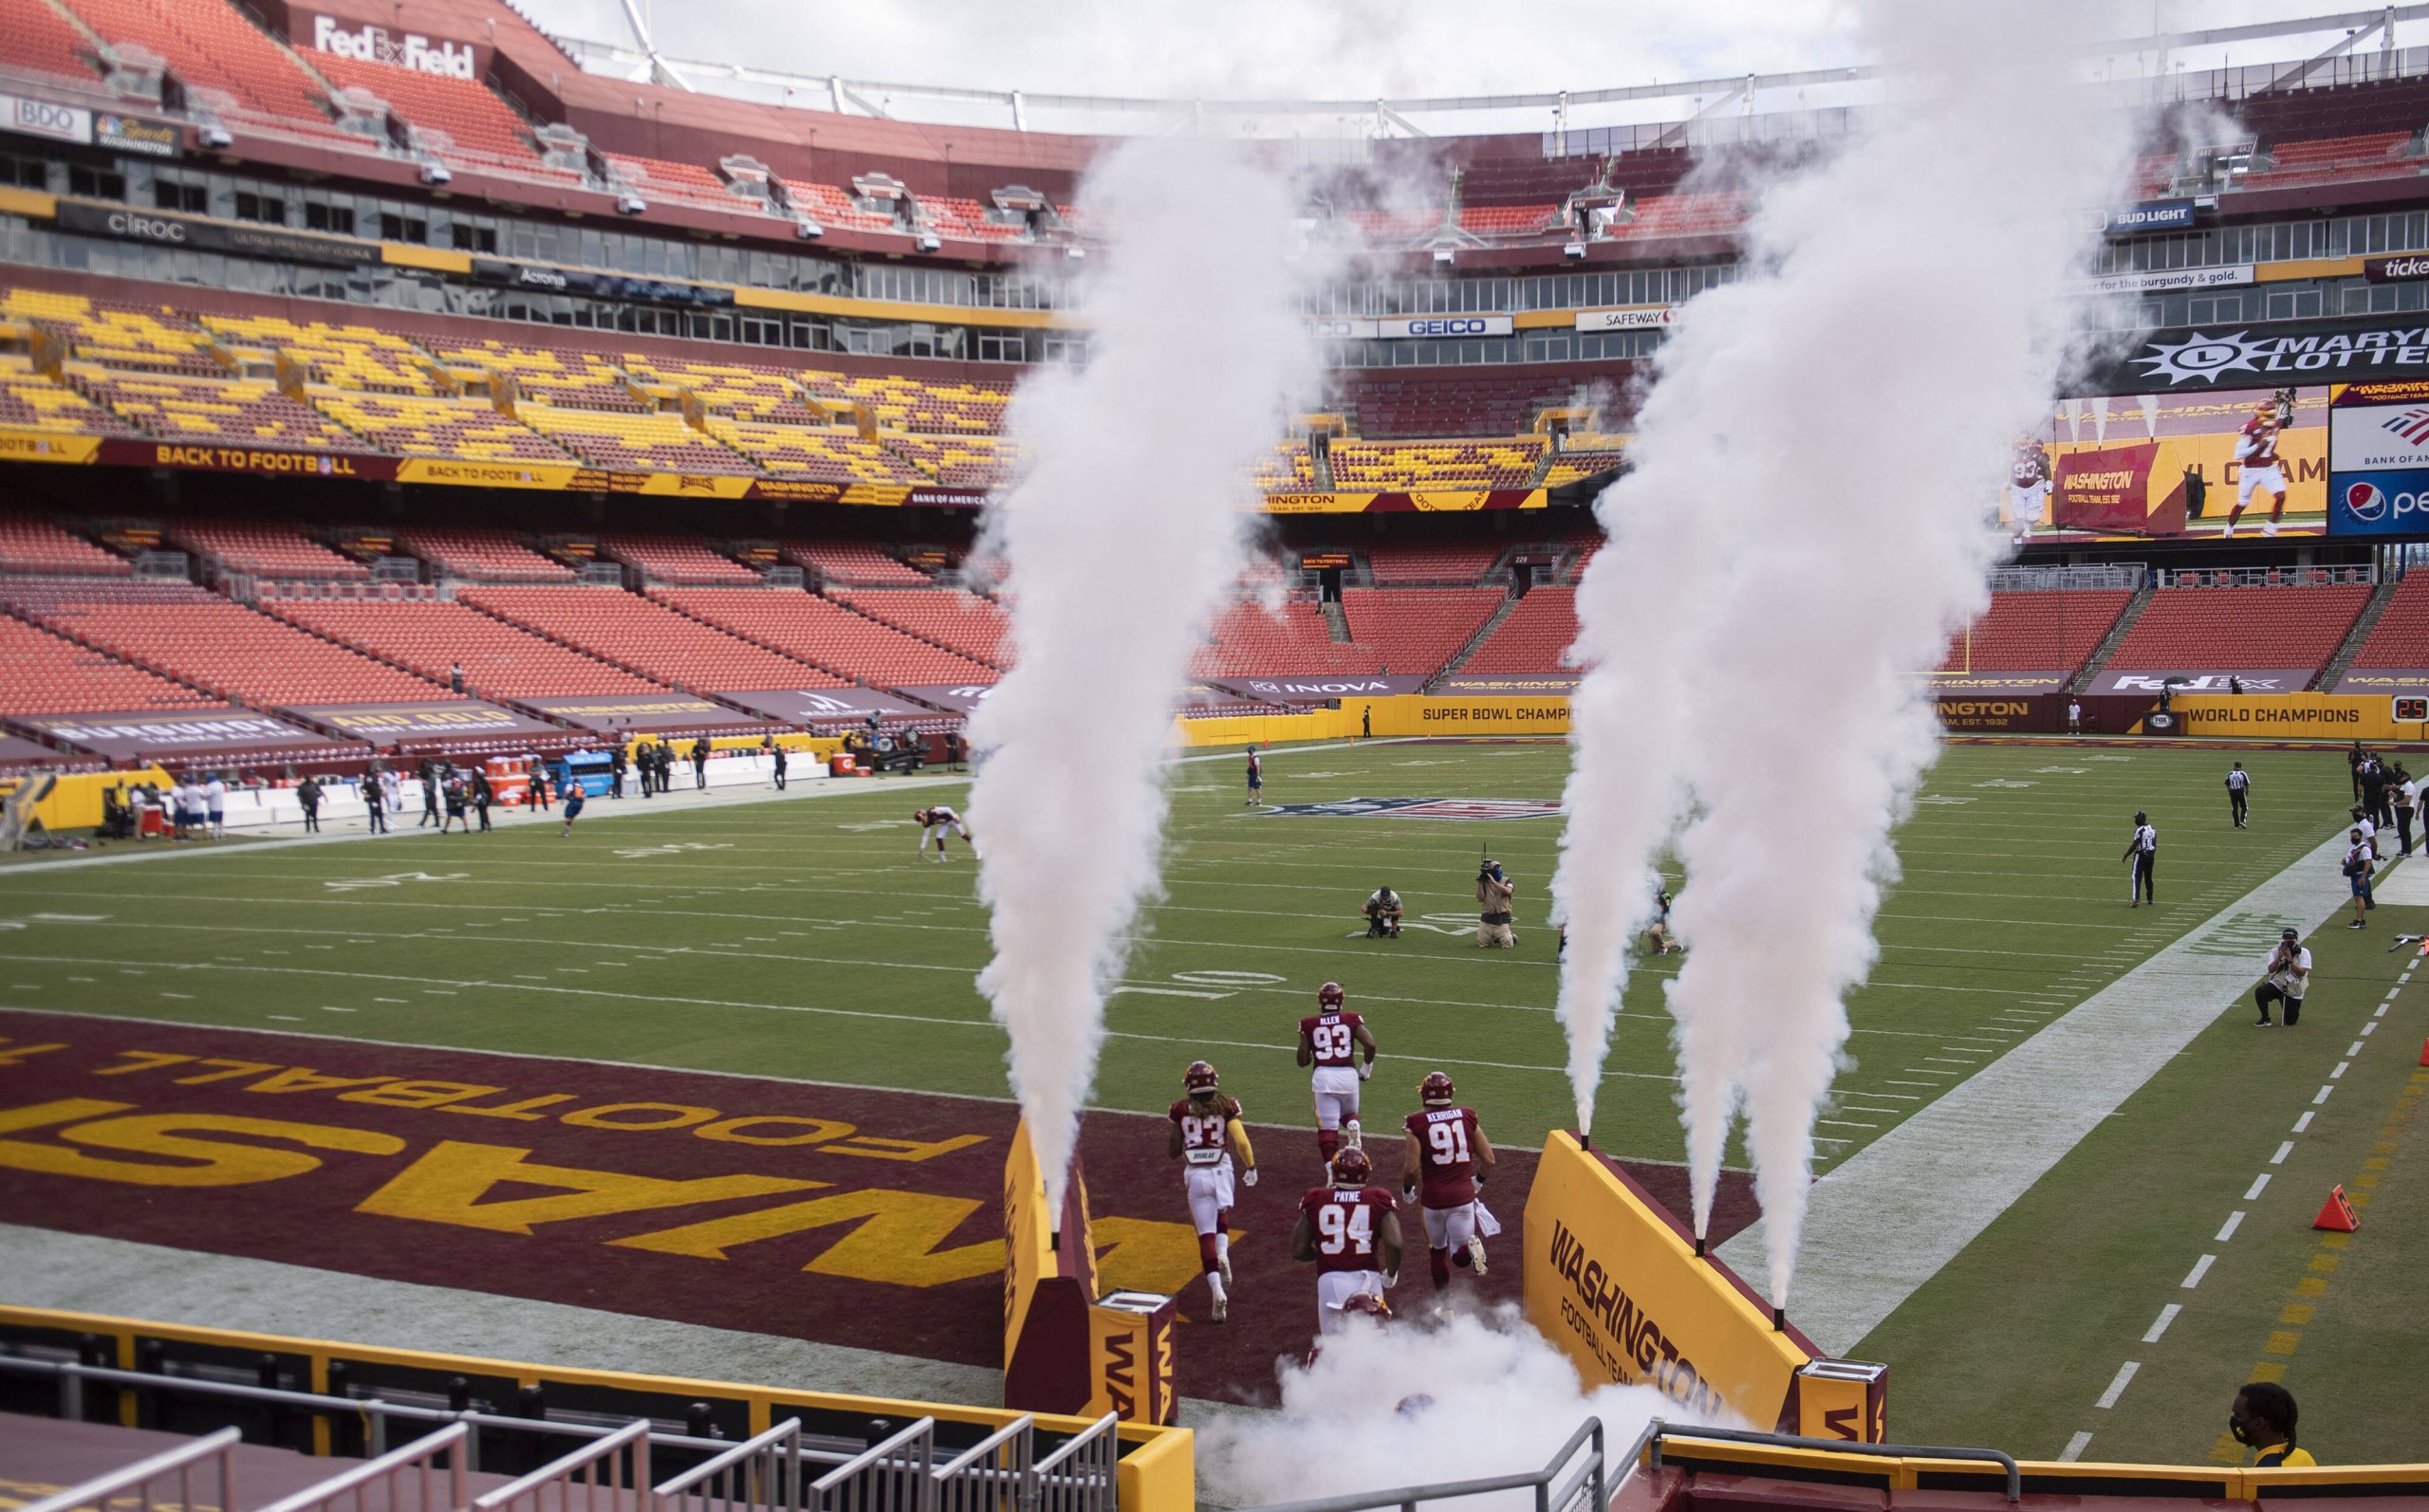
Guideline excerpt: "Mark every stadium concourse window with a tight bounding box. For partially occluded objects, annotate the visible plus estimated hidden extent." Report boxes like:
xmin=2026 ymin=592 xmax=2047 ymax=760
xmin=304 ymin=202 xmax=356 ymax=236
xmin=0 ymin=155 xmax=47 ymax=190
xmin=379 ymin=212 xmax=428 ymax=245
xmin=154 ymin=181 xmax=206 ymax=213
xmin=233 ymin=191 xmax=287 ymax=226
xmin=66 ymin=164 xmax=125 ymax=201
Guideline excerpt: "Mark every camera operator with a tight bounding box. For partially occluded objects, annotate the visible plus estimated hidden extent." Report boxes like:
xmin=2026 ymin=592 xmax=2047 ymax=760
xmin=2254 ymin=927 xmax=2309 ymax=1027
xmin=1364 ymin=884 xmax=1404 ymax=939
xmin=1475 ymin=860 xmax=1517 ymax=949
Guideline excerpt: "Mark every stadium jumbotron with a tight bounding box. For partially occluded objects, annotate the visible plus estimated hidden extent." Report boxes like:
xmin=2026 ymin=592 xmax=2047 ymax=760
xmin=4 ymin=1 xmax=2429 ymax=1508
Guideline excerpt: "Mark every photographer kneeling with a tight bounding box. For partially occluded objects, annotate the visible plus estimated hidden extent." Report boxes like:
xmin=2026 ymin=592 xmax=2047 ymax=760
xmin=1364 ymin=884 xmax=1404 ymax=939
xmin=1476 ymin=860 xmax=1517 ymax=949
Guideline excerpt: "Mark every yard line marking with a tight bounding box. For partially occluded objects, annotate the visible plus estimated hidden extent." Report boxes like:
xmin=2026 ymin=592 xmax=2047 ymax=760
xmin=2245 ymin=1174 xmax=2271 ymax=1200
xmin=2183 ymin=1255 xmax=2216 ymax=1289
xmin=2294 ymin=1112 xmax=2314 ymax=1133
xmin=2332 ymin=1061 xmax=2349 ymax=1079
xmin=2142 ymin=1304 xmax=2181 ymax=1343
xmin=1816 ymin=1120 xmax=1880 ymax=1129
xmin=2060 ymin=1432 xmax=2094 ymax=1463
xmin=2313 ymin=1085 xmax=2335 ymax=1106
xmin=2271 ymin=1141 xmax=2294 ymax=1165
xmin=2375 ymin=1004 xmax=2389 ymax=1018
xmin=2096 ymin=1362 xmax=2140 ymax=1410
xmin=2386 ymin=988 xmax=2402 ymax=1002
xmin=2348 ymin=1041 xmax=2366 ymax=1056
xmin=1883 ymin=1080 xmax=1942 ymax=1088
xmin=373 ymin=998 xmax=406 ymax=1004
xmin=159 ymin=992 xmax=191 ymax=1001
xmin=2361 ymin=1022 xmax=2378 ymax=1037
xmin=267 ymin=1014 xmax=304 ymax=1022
xmin=2216 ymin=1211 xmax=2245 ymax=1242
xmin=320 ymin=1006 xmax=355 ymax=1013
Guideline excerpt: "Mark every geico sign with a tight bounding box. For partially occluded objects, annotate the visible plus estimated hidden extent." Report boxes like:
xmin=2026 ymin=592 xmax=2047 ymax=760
xmin=105 ymin=212 xmax=189 ymax=243
xmin=312 ymin=16 xmax=476 ymax=78
xmin=1380 ymin=315 xmax=1514 ymax=340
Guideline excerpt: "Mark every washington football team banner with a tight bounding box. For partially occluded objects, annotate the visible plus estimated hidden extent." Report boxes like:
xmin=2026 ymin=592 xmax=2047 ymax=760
xmin=2012 ymin=384 xmax=2327 ymax=542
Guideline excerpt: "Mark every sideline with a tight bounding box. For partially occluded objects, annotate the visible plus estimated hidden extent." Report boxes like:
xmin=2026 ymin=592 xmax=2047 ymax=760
xmin=0 ymin=736 xmax=1407 ymax=875
xmin=1719 ymin=824 xmax=2364 ymax=1354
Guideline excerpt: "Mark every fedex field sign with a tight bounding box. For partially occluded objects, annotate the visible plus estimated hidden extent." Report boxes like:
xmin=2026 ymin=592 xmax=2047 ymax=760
xmin=312 ymin=16 xmax=477 ymax=78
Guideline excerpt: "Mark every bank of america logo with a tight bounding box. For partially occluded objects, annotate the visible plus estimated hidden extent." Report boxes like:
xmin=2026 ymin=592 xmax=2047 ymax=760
xmin=2379 ymin=407 xmax=2429 ymax=448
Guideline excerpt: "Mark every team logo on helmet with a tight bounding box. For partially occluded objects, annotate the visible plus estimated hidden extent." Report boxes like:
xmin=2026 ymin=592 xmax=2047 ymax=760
xmin=1419 ymin=1071 xmax=1456 ymax=1106
xmin=1330 ymin=1146 xmax=1373 ymax=1185
xmin=1183 ymin=1060 xmax=1220 ymax=1093
xmin=1317 ymin=981 xmax=1345 ymax=1009
xmin=1342 ymin=1290 xmax=1392 ymax=1321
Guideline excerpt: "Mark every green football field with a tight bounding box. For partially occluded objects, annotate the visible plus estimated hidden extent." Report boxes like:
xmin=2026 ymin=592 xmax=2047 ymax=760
xmin=1 ymin=736 xmax=2420 ymax=1465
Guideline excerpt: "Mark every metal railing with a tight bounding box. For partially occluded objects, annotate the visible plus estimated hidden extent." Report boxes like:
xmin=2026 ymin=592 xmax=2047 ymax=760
xmin=1647 ymin=1423 xmax=2022 ymax=1503
xmin=931 ymin=1415 xmax=1034 ymax=1512
xmin=474 ymin=1418 xmax=649 ymax=1512
xmin=18 ymin=1425 xmax=241 ymax=1512
xmin=1245 ymin=1415 xmax=1607 ymax=1512
xmin=253 ymin=1423 xmax=470 ymax=1512
xmin=1987 ymin=563 xmax=2145 ymax=593
xmin=2156 ymin=564 xmax=2379 ymax=588
xmin=653 ymin=1419 xmax=806 ymax=1512
xmin=0 ymin=1355 xmax=1114 ymax=1512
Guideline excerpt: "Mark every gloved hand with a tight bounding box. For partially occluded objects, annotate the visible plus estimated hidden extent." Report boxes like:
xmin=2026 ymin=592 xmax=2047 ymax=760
xmin=1357 ymin=1062 xmax=1373 ymax=1081
xmin=1384 ymin=1269 xmax=1399 ymax=1290
xmin=1242 ymin=1168 xmax=1259 ymax=1188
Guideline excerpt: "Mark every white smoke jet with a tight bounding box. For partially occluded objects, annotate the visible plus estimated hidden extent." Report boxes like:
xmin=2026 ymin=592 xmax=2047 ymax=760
xmin=1548 ymin=0 xmax=2134 ymax=1301
xmin=967 ymin=140 xmax=1325 ymax=1211
xmin=1197 ymin=1307 xmax=1705 ymax=1510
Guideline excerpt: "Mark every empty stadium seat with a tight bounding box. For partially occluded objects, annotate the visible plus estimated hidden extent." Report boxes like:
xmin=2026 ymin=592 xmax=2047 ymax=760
xmin=0 ymin=367 xmax=139 ymax=436
xmin=0 ymin=612 xmax=212 ymax=715
xmin=1329 ymin=438 xmax=1546 ymax=489
xmin=396 ymin=527 xmax=578 ymax=581
xmin=2340 ymin=574 xmax=2429 ymax=674
xmin=1193 ymin=599 xmax=1382 ymax=678
xmin=623 ymin=359 xmax=827 ymax=424
xmin=436 ymin=342 xmax=640 ymax=411
xmin=2106 ymin=583 xmax=2372 ymax=681
xmin=1338 ymin=372 xmax=1580 ymax=439
xmin=805 ymin=371 xmax=1009 ymax=433
xmin=882 ymin=432 xmax=1013 ymax=489
xmin=0 ymin=0 xmax=102 ymax=82
xmin=1 ymin=581 xmax=453 ymax=706
xmin=596 ymin=533 xmax=759 ymax=585
xmin=0 ymin=513 xmax=129 ymax=576
xmin=825 ymin=588 xmax=1010 ymax=666
xmin=519 ymin=406 xmax=759 ymax=474
xmin=706 ymin=420 xmax=922 ymax=483
xmin=655 ymin=588 xmax=994 ymax=688
xmin=310 ymin=53 xmax=550 ymax=169
xmin=1363 ymin=541 xmax=1508 ymax=585
xmin=169 ymin=521 xmax=369 ymax=580
xmin=61 ymin=0 xmax=338 ymax=134
xmin=201 ymin=314 xmax=442 ymax=394
xmin=315 ymin=393 xmax=570 ymax=461
xmin=460 ymin=584 xmax=843 ymax=691
xmin=5 ymin=291 xmax=226 ymax=378
xmin=1936 ymin=590 xmax=2135 ymax=676
xmin=1461 ymin=587 xmax=1577 ymax=674
xmin=268 ymin=599 xmax=663 ymax=699
xmin=77 ymin=370 xmax=370 ymax=451
xmin=1340 ymin=588 xmax=1505 ymax=674
xmin=780 ymin=541 xmax=931 ymax=586
xmin=2243 ymin=131 xmax=2413 ymax=189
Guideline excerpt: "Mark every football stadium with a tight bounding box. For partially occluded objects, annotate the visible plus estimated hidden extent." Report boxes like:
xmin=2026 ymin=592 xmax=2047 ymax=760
xmin=5 ymin=1 xmax=2429 ymax=1509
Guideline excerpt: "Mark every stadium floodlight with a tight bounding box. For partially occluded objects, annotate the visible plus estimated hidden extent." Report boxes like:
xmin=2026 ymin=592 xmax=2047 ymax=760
xmin=1065 ymin=245 xmax=1085 ymax=260
xmin=1562 ymin=241 xmax=1587 ymax=260
xmin=915 ymin=230 xmax=941 ymax=252
xmin=794 ymin=217 xmax=825 ymax=240
xmin=197 ymin=125 xmax=232 ymax=149
xmin=1432 ymin=247 xmax=1456 ymax=266
xmin=420 ymin=161 xmax=454 ymax=186
xmin=617 ymin=192 xmax=648 ymax=215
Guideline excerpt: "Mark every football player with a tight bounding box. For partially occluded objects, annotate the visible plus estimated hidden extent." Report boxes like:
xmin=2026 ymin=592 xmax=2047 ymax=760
xmin=912 ymin=804 xmax=978 ymax=862
xmin=1168 ymin=1060 xmax=1257 ymax=1323
xmin=1401 ymin=1071 xmax=1497 ymax=1294
xmin=2224 ymin=400 xmax=2289 ymax=539
xmin=1298 ymin=981 xmax=1377 ymax=1169
xmin=1644 ymin=886 xmax=1676 ymax=955
xmin=1290 ymin=1145 xmax=1401 ymax=1340
xmin=2001 ymin=433 xmax=2050 ymax=544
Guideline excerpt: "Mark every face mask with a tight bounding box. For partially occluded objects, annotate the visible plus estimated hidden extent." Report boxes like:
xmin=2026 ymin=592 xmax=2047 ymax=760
xmin=2229 ymin=1417 xmax=2256 ymax=1447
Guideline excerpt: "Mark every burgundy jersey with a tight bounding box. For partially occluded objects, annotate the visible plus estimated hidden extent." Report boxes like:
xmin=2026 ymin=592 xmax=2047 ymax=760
xmin=2240 ymin=417 xmax=2281 ymax=468
xmin=1300 ymin=1010 xmax=1364 ymax=1067
xmin=1169 ymin=1096 xmax=1239 ymax=1166
xmin=1299 ymin=1184 xmax=1397 ymax=1274
xmin=2010 ymin=447 xmax=2048 ymax=487
xmin=1405 ymin=1106 xmax=1483 ymax=1208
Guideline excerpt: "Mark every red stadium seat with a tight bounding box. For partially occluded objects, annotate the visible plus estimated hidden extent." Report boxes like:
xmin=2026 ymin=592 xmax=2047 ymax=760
xmin=459 ymin=584 xmax=844 ymax=691
xmin=1937 ymin=591 xmax=2135 ymax=677
xmin=268 ymin=599 xmax=664 ymax=699
xmin=1461 ymin=588 xmax=1577 ymax=674
xmin=656 ymin=588 xmax=994 ymax=688
xmin=2106 ymin=584 xmax=2371 ymax=682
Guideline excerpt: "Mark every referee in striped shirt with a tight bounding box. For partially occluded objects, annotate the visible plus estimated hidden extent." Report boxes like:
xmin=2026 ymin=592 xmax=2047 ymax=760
xmin=2122 ymin=810 xmax=2157 ymax=906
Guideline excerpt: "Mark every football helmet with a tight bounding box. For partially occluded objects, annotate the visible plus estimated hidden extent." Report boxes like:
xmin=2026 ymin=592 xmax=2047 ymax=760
xmin=1342 ymin=1290 xmax=1392 ymax=1320
xmin=1419 ymin=1071 xmax=1456 ymax=1107
xmin=1317 ymin=981 xmax=1345 ymax=1010
xmin=1184 ymin=1060 xmax=1220 ymax=1095
xmin=1331 ymin=1146 xmax=1373 ymax=1185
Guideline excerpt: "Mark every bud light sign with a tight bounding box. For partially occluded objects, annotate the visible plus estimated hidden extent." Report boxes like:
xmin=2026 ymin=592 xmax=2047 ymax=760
xmin=2329 ymin=470 xmax=2429 ymax=535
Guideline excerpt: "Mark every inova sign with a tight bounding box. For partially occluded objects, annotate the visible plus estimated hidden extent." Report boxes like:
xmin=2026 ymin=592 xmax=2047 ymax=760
xmin=313 ymin=16 xmax=477 ymax=78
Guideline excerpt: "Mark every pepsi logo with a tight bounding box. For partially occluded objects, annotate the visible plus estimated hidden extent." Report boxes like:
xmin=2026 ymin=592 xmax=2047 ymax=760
xmin=2346 ymin=480 xmax=2387 ymax=522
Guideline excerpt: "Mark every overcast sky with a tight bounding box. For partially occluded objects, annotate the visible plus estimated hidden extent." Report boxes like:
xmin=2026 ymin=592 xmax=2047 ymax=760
xmin=515 ymin=0 xmax=2409 ymax=135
